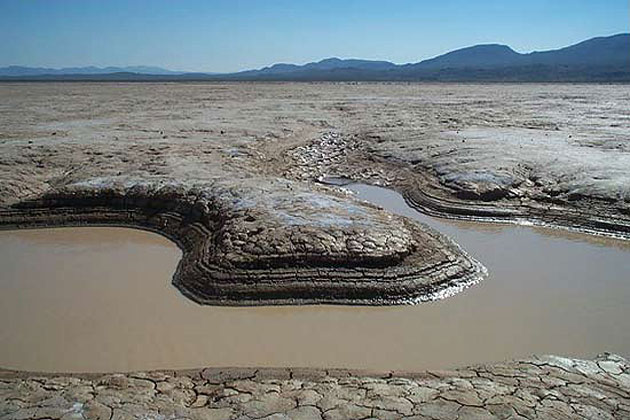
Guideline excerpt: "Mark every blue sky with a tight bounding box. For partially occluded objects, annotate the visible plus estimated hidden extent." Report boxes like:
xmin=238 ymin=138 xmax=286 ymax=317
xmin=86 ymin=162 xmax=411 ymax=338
xmin=1 ymin=0 xmax=628 ymax=72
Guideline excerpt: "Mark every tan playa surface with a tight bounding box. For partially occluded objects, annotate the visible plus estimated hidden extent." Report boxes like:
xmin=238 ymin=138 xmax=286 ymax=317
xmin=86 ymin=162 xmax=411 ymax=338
xmin=2 ymin=81 xmax=629 ymax=236
xmin=3 ymin=82 xmax=628 ymax=227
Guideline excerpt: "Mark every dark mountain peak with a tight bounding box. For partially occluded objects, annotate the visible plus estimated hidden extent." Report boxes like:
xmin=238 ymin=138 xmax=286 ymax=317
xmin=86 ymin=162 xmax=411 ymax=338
xmin=318 ymin=57 xmax=343 ymax=64
xmin=248 ymin=57 xmax=397 ymax=76
xmin=414 ymin=43 xmax=521 ymax=69
xmin=307 ymin=57 xmax=397 ymax=71
xmin=264 ymin=63 xmax=300 ymax=71
xmin=455 ymin=43 xmax=516 ymax=53
xmin=525 ymin=33 xmax=630 ymax=66
xmin=564 ymin=33 xmax=629 ymax=49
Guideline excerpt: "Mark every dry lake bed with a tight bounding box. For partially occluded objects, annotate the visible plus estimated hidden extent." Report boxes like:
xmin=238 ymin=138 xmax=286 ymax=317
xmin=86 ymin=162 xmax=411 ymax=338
xmin=1 ymin=82 xmax=630 ymax=419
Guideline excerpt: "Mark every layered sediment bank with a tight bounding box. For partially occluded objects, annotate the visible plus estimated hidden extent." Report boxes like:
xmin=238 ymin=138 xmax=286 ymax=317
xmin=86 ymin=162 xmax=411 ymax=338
xmin=1 ymin=214 xmax=629 ymax=373
xmin=0 ymin=176 xmax=484 ymax=305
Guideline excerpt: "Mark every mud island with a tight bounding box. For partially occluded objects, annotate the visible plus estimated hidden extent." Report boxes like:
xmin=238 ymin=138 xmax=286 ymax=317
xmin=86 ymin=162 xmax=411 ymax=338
xmin=1 ymin=175 xmax=483 ymax=305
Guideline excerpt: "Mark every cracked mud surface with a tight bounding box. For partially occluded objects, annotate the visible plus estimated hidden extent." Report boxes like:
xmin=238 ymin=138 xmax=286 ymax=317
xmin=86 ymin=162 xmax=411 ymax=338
xmin=2 ymin=354 xmax=629 ymax=419
xmin=4 ymin=83 xmax=629 ymax=242
xmin=2 ymin=83 xmax=628 ymax=306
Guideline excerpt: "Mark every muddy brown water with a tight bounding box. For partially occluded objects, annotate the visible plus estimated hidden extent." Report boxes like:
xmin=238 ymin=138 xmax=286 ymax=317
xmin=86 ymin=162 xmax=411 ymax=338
xmin=1 ymin=185 xmax=629 ymax=373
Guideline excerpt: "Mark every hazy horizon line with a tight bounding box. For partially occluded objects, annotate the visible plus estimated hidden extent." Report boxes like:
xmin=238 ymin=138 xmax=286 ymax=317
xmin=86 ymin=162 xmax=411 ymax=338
xmin=2 ymin=31 xmax=627 ymax=74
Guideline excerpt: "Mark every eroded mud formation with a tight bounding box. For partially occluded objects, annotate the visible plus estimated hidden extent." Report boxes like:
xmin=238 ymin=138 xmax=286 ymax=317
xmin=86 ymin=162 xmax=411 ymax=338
xmin=0 ymin=176 xmax=484 ymax=305
xmin=284 ymin=130 xmax=630 ymax=240
xmin=2 ymin=354 xmax=629 ymax=419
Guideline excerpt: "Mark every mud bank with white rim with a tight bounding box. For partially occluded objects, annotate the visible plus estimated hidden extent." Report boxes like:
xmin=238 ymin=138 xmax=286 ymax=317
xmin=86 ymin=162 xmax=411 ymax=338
xmin=0 ymin=176 xmax=485 ymax=306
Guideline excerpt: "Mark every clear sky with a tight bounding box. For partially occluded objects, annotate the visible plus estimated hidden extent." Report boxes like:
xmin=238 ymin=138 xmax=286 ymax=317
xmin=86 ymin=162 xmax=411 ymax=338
xmin=1 ymin=0 xmax=628 ymax=72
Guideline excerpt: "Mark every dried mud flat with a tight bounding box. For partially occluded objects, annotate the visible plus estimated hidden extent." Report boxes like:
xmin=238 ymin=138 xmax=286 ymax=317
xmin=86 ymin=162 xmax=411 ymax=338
xmin=0 ymin=83 xmax=494 ymax=306
xmin=1 ymin=82 xmax=630 ymax=418
xmin=278 ymin=84 xmax=630 ymax=238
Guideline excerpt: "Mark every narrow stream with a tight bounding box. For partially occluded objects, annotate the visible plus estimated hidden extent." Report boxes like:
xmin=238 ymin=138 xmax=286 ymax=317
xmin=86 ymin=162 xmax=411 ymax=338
xmin=0 ymin=184 xmax=629 ymax=373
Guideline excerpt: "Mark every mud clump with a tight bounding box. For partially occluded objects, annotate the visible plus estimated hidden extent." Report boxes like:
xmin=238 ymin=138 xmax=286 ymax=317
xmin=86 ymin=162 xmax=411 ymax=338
xmin=0 ymin=176 xmax=484 ymax=305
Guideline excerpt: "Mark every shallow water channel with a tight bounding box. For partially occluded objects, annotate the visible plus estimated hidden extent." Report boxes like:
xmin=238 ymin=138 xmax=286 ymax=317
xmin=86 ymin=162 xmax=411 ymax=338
xmin=1 ymin=184 xmax=629 ymax=373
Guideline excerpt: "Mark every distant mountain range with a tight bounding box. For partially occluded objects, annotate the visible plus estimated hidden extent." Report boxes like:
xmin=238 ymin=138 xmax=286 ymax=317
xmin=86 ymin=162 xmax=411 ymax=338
xmin=2 ymin=34 xmax=628 ymax=82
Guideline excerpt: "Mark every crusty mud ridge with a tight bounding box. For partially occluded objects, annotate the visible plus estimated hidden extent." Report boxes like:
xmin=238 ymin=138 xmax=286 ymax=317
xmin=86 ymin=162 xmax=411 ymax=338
xmin=1 ymin=353 xmax=629 ymax=419
xmin=0 ymin=177 xmax=485 ymax=306
xmin=397 ymin=173 xmax=630 ymax=241
xmin=283 ymin=130 xmax=630 ymax=241
xmin=393 ymin=158 xmax=630 ymax=241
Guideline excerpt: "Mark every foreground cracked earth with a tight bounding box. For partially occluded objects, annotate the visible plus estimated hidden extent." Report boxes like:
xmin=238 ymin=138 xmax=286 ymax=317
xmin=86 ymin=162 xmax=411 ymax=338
xmin=2 ymin=354 xmax=629 ymax=419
